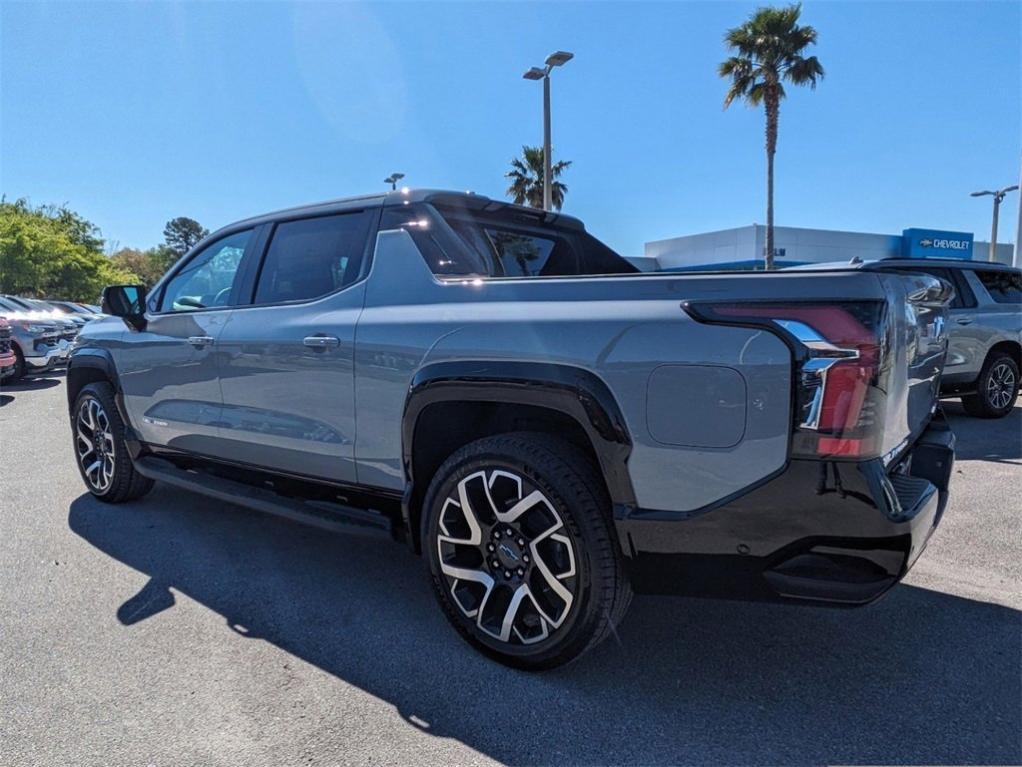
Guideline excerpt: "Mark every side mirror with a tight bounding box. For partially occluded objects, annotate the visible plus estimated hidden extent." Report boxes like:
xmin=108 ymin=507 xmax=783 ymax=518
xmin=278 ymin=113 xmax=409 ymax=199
xmin=101 ymin=285 xmax=147 ymax=331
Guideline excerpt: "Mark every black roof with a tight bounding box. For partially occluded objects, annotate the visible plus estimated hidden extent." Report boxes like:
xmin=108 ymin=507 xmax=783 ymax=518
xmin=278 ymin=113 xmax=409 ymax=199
xmin=221 ymin=189 xmax=585 ymax=237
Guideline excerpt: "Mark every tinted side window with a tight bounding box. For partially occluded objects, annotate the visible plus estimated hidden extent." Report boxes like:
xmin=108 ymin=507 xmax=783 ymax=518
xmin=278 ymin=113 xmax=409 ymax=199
xmin=436 ymin=206 xmax=636 ymax=277
xmin=485 ymin=229 xmax=573 ymax=276
xmin=254 ymin=212 xmax=372 ymax=304
xmin=974 ymin=269 xmax=1022 ymax=304
xmin=380 ymin=205 xmax=490 ymax=276
xmin=159 ymin=229 xmax=252 ymax=312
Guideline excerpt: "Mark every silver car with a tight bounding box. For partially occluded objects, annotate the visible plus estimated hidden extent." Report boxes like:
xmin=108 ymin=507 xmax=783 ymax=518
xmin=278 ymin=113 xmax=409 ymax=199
xmin=870 ymin=260 xmax=1020 ymax=418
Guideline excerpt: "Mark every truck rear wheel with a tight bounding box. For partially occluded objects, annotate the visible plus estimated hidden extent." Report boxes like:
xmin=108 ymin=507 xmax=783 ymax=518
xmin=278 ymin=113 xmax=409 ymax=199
xmin=422 ymin=432 xmax=631 ymax=670
xmin=962 ymin=352 xmax=1019 ymax=418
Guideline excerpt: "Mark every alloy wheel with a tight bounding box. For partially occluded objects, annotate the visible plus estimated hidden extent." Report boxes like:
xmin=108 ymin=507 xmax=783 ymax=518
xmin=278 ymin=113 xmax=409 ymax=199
xmin=436 ymin=469 xmax=578 ymax=646
xmin=76 ymin=396 xmax=116 ymax=493
xmin=987 ymin=362 xmax=1016 ymax=411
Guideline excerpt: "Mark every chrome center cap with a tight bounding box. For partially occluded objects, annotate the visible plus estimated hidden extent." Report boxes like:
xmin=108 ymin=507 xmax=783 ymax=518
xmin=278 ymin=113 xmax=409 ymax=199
xmin=496 ymin=539 xmax=524 ymax=569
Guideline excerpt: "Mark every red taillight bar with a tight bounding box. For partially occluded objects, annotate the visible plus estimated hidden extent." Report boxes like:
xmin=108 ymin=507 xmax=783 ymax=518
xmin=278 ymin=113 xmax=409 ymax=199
xmin=685 ymin=301 xmax=886 ymax=459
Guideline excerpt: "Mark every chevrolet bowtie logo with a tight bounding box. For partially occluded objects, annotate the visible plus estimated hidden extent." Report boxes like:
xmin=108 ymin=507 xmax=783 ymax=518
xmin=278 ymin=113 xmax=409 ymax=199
xmin=919 ymin=238 xmax=934 ymax=247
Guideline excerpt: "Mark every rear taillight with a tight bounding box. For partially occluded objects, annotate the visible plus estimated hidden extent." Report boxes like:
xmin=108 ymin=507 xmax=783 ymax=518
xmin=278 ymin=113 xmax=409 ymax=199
xmin=686 ymin=301 xmax=887 ymax=459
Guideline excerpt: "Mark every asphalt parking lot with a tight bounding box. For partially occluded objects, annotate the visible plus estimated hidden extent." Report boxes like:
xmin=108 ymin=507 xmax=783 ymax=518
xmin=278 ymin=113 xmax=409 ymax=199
xmin=1 ymin=372 xmax=1019 ymax=766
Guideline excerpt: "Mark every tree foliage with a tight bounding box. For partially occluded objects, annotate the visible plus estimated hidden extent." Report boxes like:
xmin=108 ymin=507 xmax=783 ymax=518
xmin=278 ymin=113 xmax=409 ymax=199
xmin=163 ymin=216 xmax=209 ymax=257
xmin=505 ymin=146 xmax=571 ymax=210
xmin=719 ymin=3 xmax=823 ymax=269
xmin=110 ymin=246 xmax=176 ymax=288
xmin=0 ymin=199 xmax=137 ymax=302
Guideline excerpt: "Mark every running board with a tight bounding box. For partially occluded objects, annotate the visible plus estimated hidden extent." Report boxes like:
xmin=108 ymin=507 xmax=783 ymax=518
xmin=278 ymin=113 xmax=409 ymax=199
xmin=133 ymin=456 xmax=394 ymax=540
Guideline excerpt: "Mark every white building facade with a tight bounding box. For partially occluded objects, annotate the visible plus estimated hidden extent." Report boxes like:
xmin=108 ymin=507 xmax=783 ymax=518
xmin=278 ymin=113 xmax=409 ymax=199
xmin=641 ymin=224 xmax=1014 ymax=271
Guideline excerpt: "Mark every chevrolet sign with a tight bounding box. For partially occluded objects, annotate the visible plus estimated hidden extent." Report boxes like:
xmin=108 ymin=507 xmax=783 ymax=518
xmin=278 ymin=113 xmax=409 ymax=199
xmin=902 ymin=228 xmax=974 ymax=259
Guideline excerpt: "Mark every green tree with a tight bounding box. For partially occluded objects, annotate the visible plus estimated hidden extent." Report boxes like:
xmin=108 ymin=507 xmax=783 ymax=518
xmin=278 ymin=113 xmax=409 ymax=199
xmin=505 ymin=146 xmax=571 ymax=210
xmin=110 ymin=247 xmax=172 ymax=288
xmin=0 ymin=200 xmax=136 ymax=301
xmin=163 ymin=216 xmax=209 ymax=257
xmin=719 ymin=3 xmax=824 ymax=270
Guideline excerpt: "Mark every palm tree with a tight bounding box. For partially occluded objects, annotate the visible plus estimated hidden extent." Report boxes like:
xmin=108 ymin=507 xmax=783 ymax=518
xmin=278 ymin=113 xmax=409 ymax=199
xmin=505 ymin=146 xmax=571 ymax=210
xmin=719 ymin=3 xmax=823 ymax=270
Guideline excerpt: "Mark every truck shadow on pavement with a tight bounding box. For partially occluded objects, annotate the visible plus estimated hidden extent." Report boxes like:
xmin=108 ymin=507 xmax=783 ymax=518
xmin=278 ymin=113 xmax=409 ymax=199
xmin=943 ymin=402 xmax=1021 ymax=463
xmin=1 ymin=374 xmax=64 ymax=394
xmin=69 ymin=487 xmax=1021 ymax=766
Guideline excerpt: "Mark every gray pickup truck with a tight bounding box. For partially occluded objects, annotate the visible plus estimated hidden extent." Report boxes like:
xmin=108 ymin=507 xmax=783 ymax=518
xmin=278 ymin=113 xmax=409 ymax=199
xmin=68 ymin=190 xmax=955 ymax=669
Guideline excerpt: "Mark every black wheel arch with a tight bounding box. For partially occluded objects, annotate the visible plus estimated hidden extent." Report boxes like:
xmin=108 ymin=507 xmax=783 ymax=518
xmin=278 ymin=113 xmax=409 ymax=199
xmin=67 ymin=349 xmax=143 ymax=459
xmin=401 ymin=360 xmax=635 ymax=553
xmin=986 ymin=340 xmax=1021 ymax=370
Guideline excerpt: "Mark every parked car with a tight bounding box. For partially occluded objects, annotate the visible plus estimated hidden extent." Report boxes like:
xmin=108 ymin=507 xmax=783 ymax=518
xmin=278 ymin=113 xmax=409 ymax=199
xmin=2 ymin=295 xmax=86 ymax=332
xmin=67 ymin=190 xmax=955 ymax=669
xmin=0 ymin=299 xmax=65 ymax=380
xmin=790 ymin=259 xmax=1021 ymax=418
xmin=0 ymin=316 xmax=17 ymax=380
xmin=47 ymin=300 xmax=102 ymax=321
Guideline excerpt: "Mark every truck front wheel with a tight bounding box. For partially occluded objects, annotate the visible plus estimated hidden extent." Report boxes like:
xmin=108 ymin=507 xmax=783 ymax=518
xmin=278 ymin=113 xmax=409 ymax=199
xmin=422 ymin=432 xmax=631 ymax=670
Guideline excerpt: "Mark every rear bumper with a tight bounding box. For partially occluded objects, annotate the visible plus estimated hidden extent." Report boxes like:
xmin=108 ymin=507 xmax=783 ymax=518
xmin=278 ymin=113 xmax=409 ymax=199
xmin=616 ymin=413 xmax=954 ymax=605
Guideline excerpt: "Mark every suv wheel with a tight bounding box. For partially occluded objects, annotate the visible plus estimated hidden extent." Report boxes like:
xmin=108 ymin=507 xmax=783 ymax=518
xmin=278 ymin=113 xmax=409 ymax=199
xmin=962 ymin=353 xmax=1019 ymax=418
xmin=9 ymin=345 xmax=26 ymax=382
xmin=72 ymin=382 xmax=153 ymax=503
xmin=422 ymin=432 xmax=631 ymax=670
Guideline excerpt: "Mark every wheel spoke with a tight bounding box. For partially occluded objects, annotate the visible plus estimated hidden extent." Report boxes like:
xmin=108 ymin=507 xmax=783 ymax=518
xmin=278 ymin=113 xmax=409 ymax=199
xmin=477 ymin=582 xmax=529 ymax=643
xmin=495 ymin=489 xmax=547 ymax=524
xmin=528 ymin=533 xmax=575 ymax=628
xmin=439 ymin=563 xmax=493 ymax=618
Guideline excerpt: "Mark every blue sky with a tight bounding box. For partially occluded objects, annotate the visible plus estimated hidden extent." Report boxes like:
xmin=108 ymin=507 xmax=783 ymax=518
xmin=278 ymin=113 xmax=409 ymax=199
xmin=2 ymin=1 xmax=1019 ymax=256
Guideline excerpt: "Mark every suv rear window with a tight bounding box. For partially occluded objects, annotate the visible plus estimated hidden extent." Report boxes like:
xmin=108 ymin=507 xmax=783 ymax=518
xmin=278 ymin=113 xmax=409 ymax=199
xmin=974 ymin=269 xmax=1022 ymax=304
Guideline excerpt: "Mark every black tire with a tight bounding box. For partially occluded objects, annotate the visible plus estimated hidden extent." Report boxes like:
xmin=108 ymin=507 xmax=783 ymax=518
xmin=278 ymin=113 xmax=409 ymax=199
xmin=9 ymin=345 xmax=26 ymax=382
xmin=422 ymin=432 xmax=632 ymax=670
xmin=961 ymin=352 xmax=1019 ymax=419
xmin=71 ymin=381 xmax=153 ymax=503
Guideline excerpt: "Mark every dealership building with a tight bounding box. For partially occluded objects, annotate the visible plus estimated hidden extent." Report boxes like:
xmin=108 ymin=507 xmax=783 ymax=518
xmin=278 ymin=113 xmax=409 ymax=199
xmin=634 ymin=224 xmax=1015 ymax=271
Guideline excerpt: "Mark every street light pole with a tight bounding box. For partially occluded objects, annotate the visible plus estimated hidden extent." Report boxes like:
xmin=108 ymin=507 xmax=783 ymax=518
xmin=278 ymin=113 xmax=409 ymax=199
xmin=971 ymin=185 xmax=1019 ymax=262
xmin=543 ymin=73 xmax=552 ymax=212
xmin=384 ymin=172 xmax=405 ymax=191
xmin=523 ymin=51 xmax=573 ymax=212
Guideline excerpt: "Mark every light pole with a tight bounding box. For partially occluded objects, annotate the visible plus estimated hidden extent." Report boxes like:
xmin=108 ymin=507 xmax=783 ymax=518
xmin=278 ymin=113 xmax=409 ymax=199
xmin=971 ymin=185 xmax=1019 ymax=261
xmin=523 ymin=51 xmax=573 ymax=211
xmin=384 ymin=173 xmax=405 ymax=191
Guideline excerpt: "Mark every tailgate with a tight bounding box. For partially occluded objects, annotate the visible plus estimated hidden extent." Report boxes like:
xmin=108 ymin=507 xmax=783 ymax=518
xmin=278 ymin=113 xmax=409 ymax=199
xmin=874 ymin=271 xmax=952 ymax=463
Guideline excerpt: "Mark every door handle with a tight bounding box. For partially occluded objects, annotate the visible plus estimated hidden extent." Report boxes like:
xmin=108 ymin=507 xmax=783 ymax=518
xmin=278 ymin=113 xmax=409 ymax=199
xmin=303 ymin=335 xmax=341 ymax=348
xmin=955 ymin=317 xmax=973 ymax=325
xmin=187 ymin=335 xmax=215 ymax=346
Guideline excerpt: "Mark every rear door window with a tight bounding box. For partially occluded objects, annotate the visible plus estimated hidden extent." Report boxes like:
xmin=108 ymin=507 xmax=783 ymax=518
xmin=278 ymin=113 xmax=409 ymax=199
xmin=973 ymin=269 xmax=1022 ymax=304
xmin=253 ymin=211 xmax=373 ymax=304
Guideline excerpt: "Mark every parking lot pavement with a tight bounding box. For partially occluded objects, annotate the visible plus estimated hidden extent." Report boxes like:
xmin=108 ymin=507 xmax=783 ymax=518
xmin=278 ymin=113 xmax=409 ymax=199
xmin=1 ymin=374 xmax=1019 ymax=766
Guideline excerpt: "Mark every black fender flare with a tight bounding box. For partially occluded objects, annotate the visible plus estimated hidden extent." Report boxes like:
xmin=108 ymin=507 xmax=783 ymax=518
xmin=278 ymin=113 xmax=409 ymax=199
xmin=66 ymin=348 xmax=142 ymax=458
xmin=401 ymin=360 xmax=636 ymax=549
